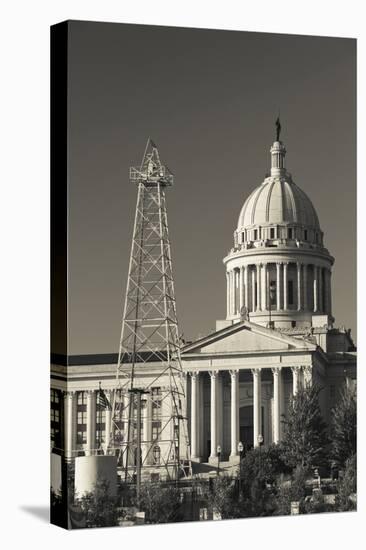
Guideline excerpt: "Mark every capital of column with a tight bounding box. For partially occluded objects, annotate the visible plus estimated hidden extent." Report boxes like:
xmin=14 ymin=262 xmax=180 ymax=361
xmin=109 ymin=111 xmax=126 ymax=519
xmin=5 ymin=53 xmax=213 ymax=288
xmin=209 ymin=370 xmax=219 ymax=379
xmin=251 ymin=367 xmax=262 ymax=377
xmin=189 ymin=370 xmax=200 ymax=380
xmin=63 ymin=390 xmax=75 ymax=399
xmin=271 ymin=366 xmax=282 ymax=375
xmin=229 ymin=369 xmax=239 ymax=379
xmin=290 ymin=366 xmax=301 ymax=374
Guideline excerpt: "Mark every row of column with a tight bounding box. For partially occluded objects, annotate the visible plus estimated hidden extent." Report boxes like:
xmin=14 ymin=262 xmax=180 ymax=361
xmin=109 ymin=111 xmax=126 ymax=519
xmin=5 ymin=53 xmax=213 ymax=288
xmin=62 ymin=390 xmax=114 ymax=460
xmin=61 ymin=389 xmax=164 ymax=463
xmin=227 ymin=262 xmax=332 ymax=317
xmin=190 ymin=365 xmax=312 ymax=461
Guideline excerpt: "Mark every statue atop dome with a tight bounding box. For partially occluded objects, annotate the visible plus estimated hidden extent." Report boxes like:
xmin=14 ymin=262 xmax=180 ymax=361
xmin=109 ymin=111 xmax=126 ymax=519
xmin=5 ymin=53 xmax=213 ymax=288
xmin=275 ymin=116 xmax=281 ymax=141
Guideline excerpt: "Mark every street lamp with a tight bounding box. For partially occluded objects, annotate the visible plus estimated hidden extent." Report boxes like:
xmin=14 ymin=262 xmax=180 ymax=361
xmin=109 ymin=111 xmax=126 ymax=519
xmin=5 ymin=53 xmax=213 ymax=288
xmin=217 ymin=445 xmax=221 ymax=476
xmin=238 ymin=441 xmax=244 ymax=496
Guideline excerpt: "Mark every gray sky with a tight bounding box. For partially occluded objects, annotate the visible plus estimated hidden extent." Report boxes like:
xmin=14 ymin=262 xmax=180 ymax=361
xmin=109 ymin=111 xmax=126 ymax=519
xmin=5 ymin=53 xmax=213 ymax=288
xmin=66 ymin=21 xmax=356 ymax=355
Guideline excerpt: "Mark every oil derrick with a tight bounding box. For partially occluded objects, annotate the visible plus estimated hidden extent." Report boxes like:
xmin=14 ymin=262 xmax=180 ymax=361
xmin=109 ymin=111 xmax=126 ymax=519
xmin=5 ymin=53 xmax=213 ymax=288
xmin=110 ymin=139 xmax=191 ymax=484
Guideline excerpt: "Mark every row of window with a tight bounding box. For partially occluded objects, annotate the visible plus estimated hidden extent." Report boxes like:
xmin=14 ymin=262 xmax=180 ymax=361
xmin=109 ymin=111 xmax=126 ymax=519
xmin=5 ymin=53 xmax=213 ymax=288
xmin=240 ymin=227 xmax=320 ymax=244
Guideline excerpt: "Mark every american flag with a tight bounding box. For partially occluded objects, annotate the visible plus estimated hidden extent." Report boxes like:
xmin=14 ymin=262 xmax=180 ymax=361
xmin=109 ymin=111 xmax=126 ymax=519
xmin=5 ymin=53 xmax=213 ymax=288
xmin=97 ymin=385 xmax=111 ymax=410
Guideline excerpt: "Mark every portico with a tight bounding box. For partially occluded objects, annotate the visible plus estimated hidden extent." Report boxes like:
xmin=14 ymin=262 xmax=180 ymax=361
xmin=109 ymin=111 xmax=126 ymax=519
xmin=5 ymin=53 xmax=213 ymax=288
xmin=182 ymin=319 xmax=318 ymax=463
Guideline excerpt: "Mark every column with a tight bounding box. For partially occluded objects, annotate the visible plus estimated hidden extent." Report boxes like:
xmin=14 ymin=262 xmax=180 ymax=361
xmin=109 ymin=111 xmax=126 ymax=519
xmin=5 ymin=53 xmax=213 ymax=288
xmin=86 ymin=390 xmax=96 ymax=456
xmin=244 ymin=265 xmax=249 ymax=309
xmin=209 ymin=371 xmax=218 ymax=460
xmin=251 ymin=267 xmax=256 ymax=312
xmin=104 ymin=390 xmax=112 ymax=453
xmin=328 ymin=270 xmax=332 ymax=315
xmin=256 ymin=264 xmax=261 ymax=311
xmin=217 ymin=373 xmax=224 ymax=453
xmin=229 ymin=370 xmax=239 ymax=460
xmin=283 ymin=262 xmax=288 ymax=310
xmin=239 ymin=266 xmax=244 ymax=312
xmin=324 ymin=269 xmax=329 ymax=315
xmin=297 ymin=262 xmax=302 ymax=311
xmin=325 ymin=268 xmax=332 ymax=315
xmin=251 ymin=368 xmax=262 ymax=447
xmin=313 ymin=265 xmax=318 ymax=312
xmin=232 ymin=271 xmax=236 ymax=315
xmin=226 ymin=272 xmax=230 ymax=318
xmin=303 ymin=264 xmax=308 ymax=310
xmin=63 ymin=391 xmax=75 ymax=460
xmin=291 ymin=366 xmax=301 ymax=396
xmin=190 ymin=372 xmax=199 ymax=460
xmin=319 ymin=267 xmax=323 ymax=313
xmin=262 ymin=263 xmax=268 ymax=310
xmin=276 ymin=262 xmax=282 ymax=310
xmin=143 ymin=393 xmax=153 ymax=464
xmin=272 ymin=368 xmax=281 ymax=444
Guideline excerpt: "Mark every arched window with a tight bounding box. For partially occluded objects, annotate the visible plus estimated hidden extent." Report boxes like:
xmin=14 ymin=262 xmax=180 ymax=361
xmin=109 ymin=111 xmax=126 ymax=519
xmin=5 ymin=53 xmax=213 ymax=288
xmin=153 ymin=445 xmax=161 ymax=465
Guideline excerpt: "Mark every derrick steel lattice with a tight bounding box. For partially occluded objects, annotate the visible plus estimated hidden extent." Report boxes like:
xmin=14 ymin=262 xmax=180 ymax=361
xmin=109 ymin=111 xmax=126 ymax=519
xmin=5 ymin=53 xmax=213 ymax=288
xmin=110 ymin=139 xmax=191 ymax=482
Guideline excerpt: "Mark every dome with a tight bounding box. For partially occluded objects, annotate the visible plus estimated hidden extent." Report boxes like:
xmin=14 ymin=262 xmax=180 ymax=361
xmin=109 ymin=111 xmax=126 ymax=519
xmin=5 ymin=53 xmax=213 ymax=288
xmin=237 ymin=177 xmax=320 ymax=230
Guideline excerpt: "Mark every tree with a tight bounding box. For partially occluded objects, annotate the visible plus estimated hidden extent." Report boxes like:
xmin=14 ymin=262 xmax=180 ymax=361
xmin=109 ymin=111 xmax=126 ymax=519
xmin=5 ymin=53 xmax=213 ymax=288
xmin=335 ymin=454 xmax=357 ymax=512
xmin=77 ymin=479 xmax=118 ymax=528
xmin=330 ymin=384 xmax=356 ymax=467
xmin=273 ymin=465 xmax=308 ymax=516
xmin=201 ymin=476 xmax=242 ymax=519
xmin=138 ymin=483 xmax=183 ymax=524
xmin=281 ymin=385 xmax=329 ymax=470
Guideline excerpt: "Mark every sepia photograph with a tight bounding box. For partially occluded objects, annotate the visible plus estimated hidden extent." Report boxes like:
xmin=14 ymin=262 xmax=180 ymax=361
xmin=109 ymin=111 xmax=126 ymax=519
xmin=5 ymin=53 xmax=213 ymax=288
xmin=50 ymin=20 xmax=356 ymax=529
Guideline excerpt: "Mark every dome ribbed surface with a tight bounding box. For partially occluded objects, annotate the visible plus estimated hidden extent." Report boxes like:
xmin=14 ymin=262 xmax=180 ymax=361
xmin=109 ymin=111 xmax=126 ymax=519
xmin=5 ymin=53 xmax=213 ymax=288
xmin=237 ymin=179 xmax=320 ymax=229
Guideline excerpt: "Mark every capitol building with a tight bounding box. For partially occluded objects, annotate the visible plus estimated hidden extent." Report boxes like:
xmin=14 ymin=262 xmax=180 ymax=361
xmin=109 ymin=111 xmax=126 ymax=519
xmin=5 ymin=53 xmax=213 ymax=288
xmin=51 ymin=133 xmax=356 ymax=478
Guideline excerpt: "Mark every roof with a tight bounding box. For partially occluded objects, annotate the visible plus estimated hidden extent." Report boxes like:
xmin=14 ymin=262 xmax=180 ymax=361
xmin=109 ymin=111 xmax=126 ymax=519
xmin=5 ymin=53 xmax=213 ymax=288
xmin=237 ymin=177 xmax=320 ymax=230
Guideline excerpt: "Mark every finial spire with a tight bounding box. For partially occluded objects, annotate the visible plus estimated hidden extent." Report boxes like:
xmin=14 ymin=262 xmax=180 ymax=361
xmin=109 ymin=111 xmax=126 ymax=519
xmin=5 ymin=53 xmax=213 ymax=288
xmin=275 ymin=115 xmax=281 ymax=142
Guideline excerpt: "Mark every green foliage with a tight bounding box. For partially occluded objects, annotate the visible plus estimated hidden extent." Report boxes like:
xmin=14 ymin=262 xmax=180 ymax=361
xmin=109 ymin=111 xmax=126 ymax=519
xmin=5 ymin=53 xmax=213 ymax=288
xmin=200 ymin=476 xmax=241 ymax=519
xmin=139 ymin=483 xmax=183 ymax=524
xmin=241 ymin=444 xmax=291 ymax=488
xmin=77 ymin=479 xmax=118 ymax=528
xmin=281 ymin=385 xmax=329 ymax=470
xmin=272 ymin=465 xmax=308 ymax=516
xmin=335 ymin=454 xmax=357 ymax=512
xmin=330 ymin=384 xmax=356 ymax=467
xmin=303 ymin=489 xmax=334 ymax=514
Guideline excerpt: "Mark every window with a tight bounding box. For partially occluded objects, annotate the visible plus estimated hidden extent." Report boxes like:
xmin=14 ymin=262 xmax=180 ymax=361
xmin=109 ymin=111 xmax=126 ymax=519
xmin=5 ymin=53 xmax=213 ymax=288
xmin=288 ymin=228 xmax=293 ymax=239
xmin=152 ymin=387 xmax=162 ymax=419
xmin=242 ymin=232 xmax=245 ymax=243
xmin=77 ymin=430 xmax=87 ymax=445
xmin=291 ymin=321 xmax=296 ymax=328
xmin=315 ymin=233 xmax=319 ymax=243
xmin=269 ymin=281 xmax=276 ymax=306
xmin=51 ymin=408 xmax=60 ymax=423
xmin=76 ymin=391 xmax=87 ymax=446
xmin=153 ymin=445 xmax=161 ymax=465
xmin=152 ymin=421 xmax=162 ymax=442
xmin=270 ymin=227 xmax=275 ymax=239
xmin=50 ymin=389 xmax=61 ymax=448
xmin=288 ymin=280 xmax=294 ymax=306
xmin=304 ymin=229 xmax=308 ymax=241
xmin=254 ymin=229 xmax=258 ymax=240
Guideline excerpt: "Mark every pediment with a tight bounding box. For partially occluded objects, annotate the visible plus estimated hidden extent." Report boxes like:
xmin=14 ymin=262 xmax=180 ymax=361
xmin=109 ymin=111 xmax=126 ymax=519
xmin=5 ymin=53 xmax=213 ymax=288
xmin=182 ymin=321 xmax=316 ymax=356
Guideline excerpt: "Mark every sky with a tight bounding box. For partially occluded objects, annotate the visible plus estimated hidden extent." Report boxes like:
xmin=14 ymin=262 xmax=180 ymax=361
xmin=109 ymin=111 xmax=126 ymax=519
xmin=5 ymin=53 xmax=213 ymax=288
xmin=65 ymin=21 xmax=356 ymax=355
